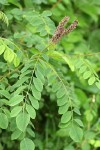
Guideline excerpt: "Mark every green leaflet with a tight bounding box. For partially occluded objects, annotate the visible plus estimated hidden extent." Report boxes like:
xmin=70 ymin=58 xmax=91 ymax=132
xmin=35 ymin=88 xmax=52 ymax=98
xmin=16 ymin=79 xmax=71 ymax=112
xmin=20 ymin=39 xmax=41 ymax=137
xmin=57 ymin=87 xmax=66 ymax=98
xmin=58 ymin=103 xmax=69 ymax=114
xmin=29 ymin=94 xmax=39 ymax=110
xmin=20 ymin=138 xmax=35 ymax=150
xmin=10 ymin=73 xmax=19 ymax=78
xmin=33 ymin=77 xmax=43 ymax=92
xmin=21 ymin=62 xmax=33 ymax=73
xmin=75 ymin=59 xmax=84 ymax=69
xmin=26 ymin=104 xmax=36 ymax=119
xmin=8 ymin=95 xmax=24 ymax=106
xmin=4 ymin=48 xmax=15 ymax=63
xmin=16 ymin=112 xmax=30 ymax=132
xmin=13 ymin=55 xmax=20 ymax=67
xmin=11 ymin=129 xmax=22 ymax=140
xmin=35 ymin=69 xmax=45 ymax=84
xmin=74 ymin=119 xmax=84 ymax=127
xmin=8 ymin=50 xmax=15 ymax=63
xmin=31 ymin=85 xmax=41 ymax=100
xmin=42 ymin=53 xmax=49 ymax=62
xmin=20 ymin=70 xmax=32 ymax=79
xmin=52 ymin=82 xmax=62 ymax=93
xmin=27 ymin=128 xmax=35 ymax=138
xmin=47 ymin=74 xmax=56 ymax=86
xmin=0 ymin=99 xmax=9 ymax=105
xmin=10 ymin=106 xmax=22 ymax=117
xmin=37 ymin=63 xmax=46 ymax=76
xmin=14 ymin=86 xmax=27 ymax=95
xmin=79 ymin=65 xmax=87 ymax=74
xmin=73 ymin=108 xmax=81 ymax=115
xmin=62 ymin=55 xmax=75 ymax=72
xmin=61 ymin=111 xmax=72 ymax=124
xmin=59 ymin=122 xmax=70 ymax=129
xmin=57 ymin=95 xmax=68 ymax=106
xmin=0 ymin=45 xmax=5 ymax=55
xmin=83 ymin=71 xmax=92 ymax=79
xmin=69 ymin=124 xmax=83 ymax=142
xmin=88 ymin=76 xmax=96 ymax=85
xmin=0 ymin=90 xmax=10 ymax=99
xmin=0 ymin=112 xmax=8 ymax=129
xmin=39 ymin=59 xmax=47 ymax=70
xmin=12 ymin=76 xmax=29 ymax=89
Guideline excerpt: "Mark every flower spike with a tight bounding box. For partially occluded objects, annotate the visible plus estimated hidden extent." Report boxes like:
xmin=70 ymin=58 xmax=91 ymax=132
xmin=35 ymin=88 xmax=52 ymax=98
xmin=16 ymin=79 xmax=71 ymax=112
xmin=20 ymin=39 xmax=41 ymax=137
xmin=51 ymin=17 xmax=78 ymax=44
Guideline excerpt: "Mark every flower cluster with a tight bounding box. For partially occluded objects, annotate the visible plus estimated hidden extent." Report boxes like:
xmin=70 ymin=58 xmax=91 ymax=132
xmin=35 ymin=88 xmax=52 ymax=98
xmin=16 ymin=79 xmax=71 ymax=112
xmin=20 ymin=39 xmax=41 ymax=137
xmin=51 ymin=16 xmax=78 ymax=43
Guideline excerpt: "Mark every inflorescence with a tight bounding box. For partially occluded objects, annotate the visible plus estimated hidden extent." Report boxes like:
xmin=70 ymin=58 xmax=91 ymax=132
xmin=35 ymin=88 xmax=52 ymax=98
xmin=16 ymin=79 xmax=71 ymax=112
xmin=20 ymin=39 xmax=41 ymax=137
xmin=51 ymin=16 xmax=78 ymax=43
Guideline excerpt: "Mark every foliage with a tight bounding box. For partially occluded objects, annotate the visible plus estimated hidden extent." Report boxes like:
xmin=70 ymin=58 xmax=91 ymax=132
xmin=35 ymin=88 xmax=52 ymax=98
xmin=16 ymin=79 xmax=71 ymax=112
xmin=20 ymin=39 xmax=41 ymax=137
xmin=0 ymin=0 xmax=100 ymax=150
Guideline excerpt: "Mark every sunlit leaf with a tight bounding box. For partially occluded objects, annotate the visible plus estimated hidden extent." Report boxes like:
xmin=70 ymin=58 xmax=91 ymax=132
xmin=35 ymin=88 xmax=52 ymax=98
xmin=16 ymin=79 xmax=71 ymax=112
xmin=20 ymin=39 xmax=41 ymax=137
xmin=69 ymin=124 xmax=83 ymax=142
xmin=16 ymin=112 xmax=30 ymax=132
xmin=26 ymin=104 xmax=36 ymax=119
xmin=61 ymin=111 xmax=72 ymax=123
xmin=9 ymin=95 xmax=24 ymax=106
xmin=20 ymin=138 xmax=35 ymax=150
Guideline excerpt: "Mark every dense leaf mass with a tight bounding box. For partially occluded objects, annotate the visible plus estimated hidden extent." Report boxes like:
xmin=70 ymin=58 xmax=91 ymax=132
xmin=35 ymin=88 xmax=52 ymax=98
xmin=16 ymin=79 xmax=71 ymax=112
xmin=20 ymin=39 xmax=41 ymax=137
xmin=0 ymin=0 xmax=100 ymax=150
